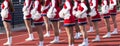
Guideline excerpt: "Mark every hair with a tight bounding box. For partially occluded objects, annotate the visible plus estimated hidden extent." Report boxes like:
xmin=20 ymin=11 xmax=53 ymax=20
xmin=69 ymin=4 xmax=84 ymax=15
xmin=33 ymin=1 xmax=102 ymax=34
xmin=85 ymin=0 xmax=91 ymax=12
xmin=8 ymin=0 xmax=14 ymax=12
xmin=98 ymin=0 xmax=102 ymax=5
xmin=40 ymin=0 xmax=45 ymax=6
xmin=70 ymin=0 xmax=74 ymax=5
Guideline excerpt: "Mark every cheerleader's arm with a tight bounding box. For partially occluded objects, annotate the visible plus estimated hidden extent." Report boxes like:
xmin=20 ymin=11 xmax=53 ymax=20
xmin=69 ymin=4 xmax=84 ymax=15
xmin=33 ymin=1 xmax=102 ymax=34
xmin=4 ymin=1 xmax=8 ymax=10
xmin=91 ymin=0 xmax=96 ymax=10
xmin=80 ymin=3 xmax=88 ymax=14
xmin=34 ymin=1 xmax=39 ymax=11
xmin=111 ymin=0 xmax=117 ymax=6
xmin=64 ymin=1 xmax=71 ymax=14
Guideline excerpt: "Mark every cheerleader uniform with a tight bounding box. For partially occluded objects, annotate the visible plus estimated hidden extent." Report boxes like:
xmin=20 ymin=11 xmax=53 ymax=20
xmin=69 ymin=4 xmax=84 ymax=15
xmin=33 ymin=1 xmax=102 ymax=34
xmin=41 ymin=0 xmax=50 ymax=16
xmin=47 ymin=0 xmax=60 ymax=22
xmin=22 ymin=0 xmax=32 ymax=20
xmin=31 ymin=0 xmax=44 ymax=25
xmin=62 ymin=0 xmax=75 ymax=27
xmin=109 ymin=0 xmax=117 ymax=15
xmin=76 ymin=2 xmax=88 ymax=25
xmin=90 ymin=0 xmax=101 ymax=22
xmin=101 ymin=0 xmax=110 ymax=18
xmin=1 ymin=0 xmax=12 ymax=22
xmin=73 ymin=0 xmax=79 ymax=21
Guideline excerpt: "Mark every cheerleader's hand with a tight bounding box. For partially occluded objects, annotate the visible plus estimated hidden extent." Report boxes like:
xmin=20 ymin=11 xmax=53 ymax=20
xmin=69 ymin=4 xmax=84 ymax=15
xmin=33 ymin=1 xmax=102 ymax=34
xmin=64 ymin=14 xmax=70 ymax=19
xmin=41 ymin=6 xmax=45 ymax=12
xmin=109 ymin=5 xmax=114 ymax=10
xmin=72 ymin=10 xmax=77 ymax=16
xmin=59 ymin=8 xmax=65 ymax=18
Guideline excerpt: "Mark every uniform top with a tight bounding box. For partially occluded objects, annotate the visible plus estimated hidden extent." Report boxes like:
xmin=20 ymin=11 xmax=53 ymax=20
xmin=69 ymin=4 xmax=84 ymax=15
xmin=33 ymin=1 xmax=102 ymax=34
xmin=33 ymin=0 xmax=41 ymax=13
xmin=1 ymin=0 xmax=9 ymax=10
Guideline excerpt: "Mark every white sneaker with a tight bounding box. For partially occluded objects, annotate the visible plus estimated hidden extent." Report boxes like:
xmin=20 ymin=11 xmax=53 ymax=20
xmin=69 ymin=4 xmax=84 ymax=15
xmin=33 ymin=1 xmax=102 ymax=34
xmin=50 ymin=36 xmax=59 ymax=44
xmin=87 ymin=27 xmax=94 ymax=32
xmin=74 ymin=33 xmax=79 ymax=39
xmin=59 ymin=29 xmax=62 ymax=33
xmin=111 ymin=28 xmax=118 ymax=35
xmin=78 ymin=42 xmax=89 ymax=46
xmin=44 ymin=32 xmax=50 ymax=37
xmin=74 ymin=32 xmax=81 ymax=39
xmin=4 ymin=37 xmax=12 ymax=46
xmin=50 ymin=39 xmax=59 ymax=44
xmin=92 ymin=35 xmax=100 ymax=42
xmin=78 ymin=38 xmax=89 ymax=46
xmin=3 ymin=42 xmax=12 ymax=46
xmin=25 ymin=37 xmax=34 ymax=41
xmin=103 ymin=32 xmax=111 ymax=38
xmin=38 ymin=41 xmax=43 ymax=46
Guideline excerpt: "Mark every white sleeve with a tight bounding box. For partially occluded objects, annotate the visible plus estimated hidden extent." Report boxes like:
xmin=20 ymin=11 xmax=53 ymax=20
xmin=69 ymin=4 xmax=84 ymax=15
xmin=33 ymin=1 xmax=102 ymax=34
xmin=51 ymin=0 xmax=55 ymax=8
xmin=91 ymin=0 xmax=96 ymax=10
xmin=34 ymin=1 xmax=39 ymax=10
xmin=24 ymin=0 xmax=29 ymax=8
xmin=112 ymin=0 xmax=117 ymax=6
xmin=73 ymin=1 xmax=77 ymax=10
xmin=4 ymin=1 xmax=8 ymax=9
xmin=65 ymin=1 xmax=71 ymax=13
xmin=80 ymin=3 xmax=88 ymax=14
xmin=104 ymin=0 xmax=107 ymax=6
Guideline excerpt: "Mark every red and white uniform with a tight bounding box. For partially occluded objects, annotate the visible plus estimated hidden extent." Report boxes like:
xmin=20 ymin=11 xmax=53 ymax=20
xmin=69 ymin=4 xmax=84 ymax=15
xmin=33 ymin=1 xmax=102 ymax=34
xmin=41 ymin=0 xmax=50 ymax=16
xmin=47 ymin=0 xmax=60 ymax=21
xmin=72 ymin=0 xmax=79 ymax=16
xmin=22 ymin=0 xmax=32 ymax=19
xmin=31 ymin=0 xmax=44 ymax=24
xmin=1 ymin=0 xmax=12 ymax=21
xmin=76 ymin=2 xmax=88 ymax=25
xmin=89 ymin=0 xmax=101 ymax=22
xmin=60 ymin=0 xmax=75 ymax=26
xmin=109 ymin=0 xmax=117 ymax=15
xmin=101 ymin=0 xmax=110 ymax=18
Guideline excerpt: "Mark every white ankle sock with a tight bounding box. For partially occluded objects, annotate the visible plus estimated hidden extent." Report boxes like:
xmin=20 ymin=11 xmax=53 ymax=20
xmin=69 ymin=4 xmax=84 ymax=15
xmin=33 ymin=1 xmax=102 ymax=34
xmin=7 ymin=37 xmax=12 ymax=43
xmin=29 ymin=33 xmax=33 ymax=38
xmin=39 ymin=41 xmax=43 ymax=45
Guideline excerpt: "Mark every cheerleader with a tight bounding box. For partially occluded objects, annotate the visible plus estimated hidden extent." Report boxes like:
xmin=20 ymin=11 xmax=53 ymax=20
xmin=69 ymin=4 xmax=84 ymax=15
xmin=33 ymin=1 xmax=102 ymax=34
xmin=73 ymin=0 xmax=82 ymax=39
xmin=41 ymin=0 xmax=51 ymax=37
xmin=75 ymin=0 xmax=89 ymax=46
xmin=22 ymin=0 xmax=34 ymax=41
xmin=89 ymin=0 xmax=101 ymax=41
xmin=109 ymin=0 xmax=118 ymax=34
xmin=31 ymin=0 xmax=44 ymax=46
xmin=1 ymin=0 xmax=14 ymax=45
xmin=47 ymin=0 xmax=61 ymax=43
xmin=87 ymin=0 xmax=94 ymax=32
xmin=101 ymin=0 xmax=111 ymax=38
xmin=59 ymin=0 xmax=75 ymax=46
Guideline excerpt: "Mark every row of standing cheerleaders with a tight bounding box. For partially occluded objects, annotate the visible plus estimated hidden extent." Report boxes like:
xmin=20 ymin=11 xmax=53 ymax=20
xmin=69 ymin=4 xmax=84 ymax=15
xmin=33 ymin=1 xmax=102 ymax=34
xmin=0 ymin=0 xmax=118 ymax=46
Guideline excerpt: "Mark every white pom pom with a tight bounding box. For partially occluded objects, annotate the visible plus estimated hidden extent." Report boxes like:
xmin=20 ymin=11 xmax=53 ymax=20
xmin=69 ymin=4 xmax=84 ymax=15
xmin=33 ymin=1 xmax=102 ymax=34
xmin=1 ymin=9 xmax=8 ymax=18
xmin=32 ymin=11 xmax=41 ymax=20
xmin=89 ymin=8 xmax=97 ymax=17
xmin=59 ymin=8 xmax=65 ymax=18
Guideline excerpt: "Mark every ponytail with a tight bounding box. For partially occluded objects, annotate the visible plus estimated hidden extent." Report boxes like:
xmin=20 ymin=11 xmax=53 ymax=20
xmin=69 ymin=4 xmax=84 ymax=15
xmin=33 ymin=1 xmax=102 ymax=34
xmin=85 ymin=0 xmax=91 ymax=12
xmin=8 ymin=0 xmax=14 ymax=12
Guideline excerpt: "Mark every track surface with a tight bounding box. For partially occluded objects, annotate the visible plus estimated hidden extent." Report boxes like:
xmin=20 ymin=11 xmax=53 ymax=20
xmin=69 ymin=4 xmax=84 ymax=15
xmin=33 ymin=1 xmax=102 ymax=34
xmin=0 ymin=13 xmax=120 ymax=46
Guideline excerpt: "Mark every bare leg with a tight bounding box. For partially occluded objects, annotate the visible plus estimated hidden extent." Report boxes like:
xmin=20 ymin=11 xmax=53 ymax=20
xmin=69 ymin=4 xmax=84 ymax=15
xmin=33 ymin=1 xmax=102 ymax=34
xmin=111 ymin=15 xmax=118 ymax=34
xmin=3 ymin=21 xmax=12 ymax=45
xmin=24 ymin=20 xmax=34 ymax=41
xmin=92 ymin=21 xmax=100 ymax=42
xmin=50 ymin=21 xmax=59 ymax=43
xmin=65 ymin=26 xmax=74 ymax=46
xmin=78 ymin=25 xmax=88 ymax=46
xmin=35 ymin=25 xmax=44 ymax=46
xmin=74 ymin=21 xmax=81 ymax=39
xmin=87 ymin=17 xmax=94 ymax=32
xmin=43 ymin=16 xmax=51 ymax=37
xmin=103 ymin=18 xmax=111 ymax=38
